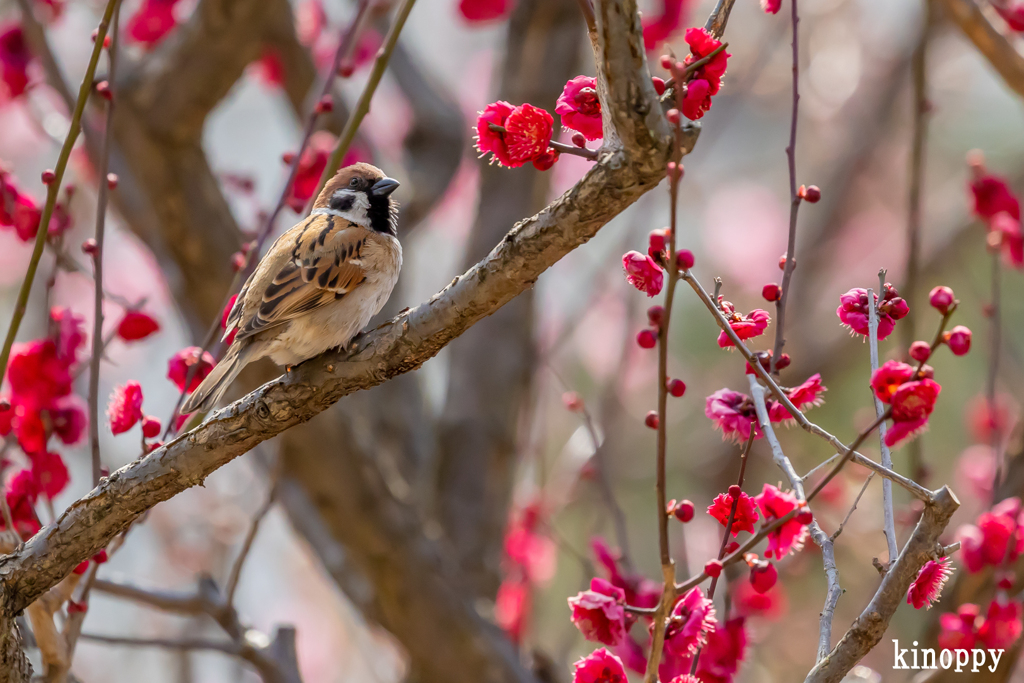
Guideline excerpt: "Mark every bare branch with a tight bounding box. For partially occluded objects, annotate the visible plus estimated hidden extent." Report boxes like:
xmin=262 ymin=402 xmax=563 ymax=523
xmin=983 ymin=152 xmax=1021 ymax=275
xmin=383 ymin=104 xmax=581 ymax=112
xmin=867 ymin=280 xmax=898 ymax=565
xmin=933 ymin=0 xmax=1024 ymax=100
xmin=804 ymin=487 xmax=960 ymax=683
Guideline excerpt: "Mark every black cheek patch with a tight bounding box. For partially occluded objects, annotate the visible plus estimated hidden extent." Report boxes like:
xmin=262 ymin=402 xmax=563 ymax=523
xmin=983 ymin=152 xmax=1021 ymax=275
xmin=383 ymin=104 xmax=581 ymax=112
xmin=329 ymin=193 xmax=356 ymax=213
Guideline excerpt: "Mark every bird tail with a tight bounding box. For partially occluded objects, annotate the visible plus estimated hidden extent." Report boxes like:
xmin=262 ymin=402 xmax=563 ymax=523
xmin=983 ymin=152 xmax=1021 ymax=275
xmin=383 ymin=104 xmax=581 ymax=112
xmin=181 ymin=343 xmax=253 ymax=415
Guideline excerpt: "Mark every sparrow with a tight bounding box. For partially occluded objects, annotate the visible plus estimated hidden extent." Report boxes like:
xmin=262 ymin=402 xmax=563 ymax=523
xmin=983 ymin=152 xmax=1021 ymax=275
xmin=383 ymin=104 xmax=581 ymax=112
xmin=182 ymin=162 xmax=402 ymax=414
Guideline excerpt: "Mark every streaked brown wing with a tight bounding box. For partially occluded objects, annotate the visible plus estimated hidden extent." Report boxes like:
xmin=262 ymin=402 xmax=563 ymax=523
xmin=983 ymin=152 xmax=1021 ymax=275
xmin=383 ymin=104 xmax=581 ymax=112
xmin=235 ymin=221 xmax=369 ymax=341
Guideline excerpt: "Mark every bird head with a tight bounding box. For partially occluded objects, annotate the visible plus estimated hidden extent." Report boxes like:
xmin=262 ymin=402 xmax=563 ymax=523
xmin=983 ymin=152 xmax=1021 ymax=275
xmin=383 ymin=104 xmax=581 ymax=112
xmin=314 ymin=162 xmax=400 ymax=236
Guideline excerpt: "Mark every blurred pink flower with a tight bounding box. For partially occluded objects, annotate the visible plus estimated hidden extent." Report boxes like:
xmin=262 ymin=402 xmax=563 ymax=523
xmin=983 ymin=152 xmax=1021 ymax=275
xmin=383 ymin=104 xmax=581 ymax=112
xmin=459 ymin=0 xmax=513 ymax=23
xmin=572 ymin=648 xmax=627 ymax=683
xmin=107 ymin=381 xmax=144 ymax=435
xmin=168 ymin=347 xmax=216 ymax=393
xmin=967 ymin=392 xmax=1019 ymax=445
xmin=126 ymin=0 xmax=182 ymax=48
xmin=732 ymin=575 xmax=787 ymax=620
xmin=939 ymin=604 xmax=981 ymax=651
xmin=995 ymin=3 xmax=1024 ymax=31
xmin=0 ymin=24 xmax=32 ymax=100
xmin=495 ymin=578 xmax=529 ymax=643
xmin=643 ymin=0 xmax=692 ymax=50
xmin=957 ymin=497 xmax=1024 ymax=572
xmin=978 ymin=597 xmax=1024 ymax=649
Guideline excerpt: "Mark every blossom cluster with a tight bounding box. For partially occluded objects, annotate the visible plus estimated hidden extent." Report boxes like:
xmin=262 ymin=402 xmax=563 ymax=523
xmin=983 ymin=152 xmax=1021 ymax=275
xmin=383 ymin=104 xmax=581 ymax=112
xmin=969 ymin=160 xmax=1023 ymax=269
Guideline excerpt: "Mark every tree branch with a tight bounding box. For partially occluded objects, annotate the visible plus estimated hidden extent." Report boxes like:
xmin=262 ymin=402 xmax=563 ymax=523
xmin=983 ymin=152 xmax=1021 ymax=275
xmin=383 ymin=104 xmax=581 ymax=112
xmin=804 ymin=487 xmax=960 ymax=683
xmin=933 ymin=0 xmax=1024 ymax=100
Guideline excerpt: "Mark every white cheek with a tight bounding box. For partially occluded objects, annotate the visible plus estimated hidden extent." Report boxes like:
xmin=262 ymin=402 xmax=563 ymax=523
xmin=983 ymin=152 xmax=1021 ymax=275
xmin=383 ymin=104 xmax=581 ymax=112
xmin=315 ymin=189 xmax=371 ymax=226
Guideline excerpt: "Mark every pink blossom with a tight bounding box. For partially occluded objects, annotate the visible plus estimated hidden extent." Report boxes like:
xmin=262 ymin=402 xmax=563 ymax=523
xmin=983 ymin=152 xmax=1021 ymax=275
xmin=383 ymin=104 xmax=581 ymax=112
xmin=556 ymin=76 xmax=603 ymax=141
xmin=572 ymin=648 xmax=627 ymax=683
xmin=967 ymin=392 xmax=1018 ymax=445
xmin=939 ymin=604 xmax=981 ymax=651
xmin=957 ymin=498 xmax=1024 ymax=572
xmin=886 ymin=378 xmax=941 ymax=448
xmin=761 ymin=0 xmax=782 ymax=13
xmin=568 ymin=578 xmax=627 ymax=646
xmin=681 ymin=78 xmax=712 ymax=121
xmin=642 ymin=0 xmax=692 ymax=51
xmin=836 ymin=286 xmax=908 ymax=339
xmin=662 ymin=587 xmax=716 ymax=658
xmin=707 ymin=489 xmax=759 ymax=535
xmin=871 ymin=360 xmax=916 ymax=404
xmin=995 ymin=3 xmax=1024 ymax=31
xmin=705 ymin=389 xmax=760 ymax=443
xmin=978 ymin=597 xmax=1024 ymax=649
xmin=126 ymin=0 xmax=182 ymax=48
xmin=168 ymin=347 xmax=216 ymax=393
xmin=51 ymin=396 xmax=87 ymax=446
xmin=475 ymin=102 xmax=556 ymax=169
xmin=907 ymin=558 xmax=953 ymax=609
xmin=716 ymin=309 xmax=770 ymax=348
xmin=495 ymin=578 xmax=529 ymax=643
xmin=694 ymin=616 xmax=747 ymax=681
xmin=0 ymin=24 xmax=32 ymax=100
xmin=767 ymin=373 xmax=826 ymax=423
xmin=970 ymin=173 xmax=1020 ymax=221
xmin=732 ymin=577 xmax=787 ymax=620
xmin=591 ymin=537 xmax=661 ymax=611
xmin=29 ymin=450 xmax=68 ymax=499
xmin=459 ymin=0 xmax=513 ymax=23
xmin=504 ymin=502 xmax=555 ymax=584
xmin=107 ymin=381 xmax=144 ymax=435
xmin=990 ymin=212 xmax=1024 ymax=269
xmin=622 ymin=251 xmax=664 ymax=297
xmin=753 ymin=484 xmax=807 ymax=559
xmin=117 ymin=310 xmax=161 ymax=342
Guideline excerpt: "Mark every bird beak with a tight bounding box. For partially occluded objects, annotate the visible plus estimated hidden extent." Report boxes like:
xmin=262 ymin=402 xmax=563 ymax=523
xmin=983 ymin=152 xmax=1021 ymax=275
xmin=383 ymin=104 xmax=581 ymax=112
xmin=371 ymin=177 xmax=400 ymax=197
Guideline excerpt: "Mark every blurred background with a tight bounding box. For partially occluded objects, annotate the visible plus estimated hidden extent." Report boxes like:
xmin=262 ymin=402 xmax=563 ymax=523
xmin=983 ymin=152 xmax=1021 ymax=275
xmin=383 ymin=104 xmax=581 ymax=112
xmin=0 ymin=0 xmax=1022 ymax=680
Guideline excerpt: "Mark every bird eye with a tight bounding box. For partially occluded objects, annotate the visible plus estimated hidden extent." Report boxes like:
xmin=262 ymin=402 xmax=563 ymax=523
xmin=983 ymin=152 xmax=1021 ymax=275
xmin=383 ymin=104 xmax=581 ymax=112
xmin=349 ymin=178 xmax=360 ymax=188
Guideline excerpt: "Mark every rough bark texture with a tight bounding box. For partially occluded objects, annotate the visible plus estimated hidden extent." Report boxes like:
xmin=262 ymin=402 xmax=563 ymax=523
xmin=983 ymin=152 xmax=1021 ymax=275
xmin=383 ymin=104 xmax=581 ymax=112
xmin=804 ymin=486 xmax=960 ymax=683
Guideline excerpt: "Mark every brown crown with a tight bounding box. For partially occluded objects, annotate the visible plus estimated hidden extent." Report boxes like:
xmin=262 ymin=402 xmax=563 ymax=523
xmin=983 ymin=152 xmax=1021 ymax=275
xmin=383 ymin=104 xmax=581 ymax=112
xmin=312 ymin=162 xmax=387 ymax=209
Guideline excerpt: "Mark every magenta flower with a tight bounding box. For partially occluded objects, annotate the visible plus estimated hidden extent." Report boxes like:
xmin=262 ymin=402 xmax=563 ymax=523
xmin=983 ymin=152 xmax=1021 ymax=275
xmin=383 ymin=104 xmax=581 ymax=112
xmin=767 ymin=373 xmax=826 ymax=423
xmin=572 ymin=648 xmax=628 ymax=683
xmin=107 ymin=381 xmax=144 ymax=435
xmin=568 ymin=578 xmax=627 ymax=646
xmin=707 ymin=489 xmax=759 ymax=535
xmin=556 ymin=76 xmax=603 ymax=141
xmin=836 ymin=286 xmax=908 ymax=340
xmin=622 ymin=251 xmax=664 ymax=297
xmin=978 ymin=597 xmax=1024 ymax=649
xmin=907 ymin=558 xmax=953 ymax=609
xmin=886 ymin=378 xmax=941 ymax=448
xmin=662 ymin=587 xmax=717 ymax=658
xmin=705 ymin=389 xmax=760 ymax=443
xmin=871 ymin=360 xmax=916 ymax=404
xmin=939 ymin=604 xmax=981 ymax=651
xmin=753 ymin=484 xmax=808 ymax=559
xmin=717 ymin=308 xmax=770 ymax=348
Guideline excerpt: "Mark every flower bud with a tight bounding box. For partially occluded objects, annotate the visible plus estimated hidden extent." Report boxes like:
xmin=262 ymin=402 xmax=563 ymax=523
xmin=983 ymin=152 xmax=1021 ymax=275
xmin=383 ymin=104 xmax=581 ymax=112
xmin=796 ymin=507 xmax=813 ymax=525
xmin=660 ymin=55 xmax=673 ymax=70
xmin=749 ymin=560 xmax=778 ymax=593
xmin=724 ymin=541 xmax=739 ymax=554
xmin=645 ymin=411 xmax=660 ymax=429
xmin=704 ymin=559 xmax=723 ymax=578
xmin=676 ymin=249 xmax=695 ymax=270
xmin=666 ymin=108 xmax=681 ymax=125
xmin=919 ymin=364 xmax=935 ymax=379
xmin=142 ymin=415 xmax=162 ymax=439
xmin=909 ymin=341 xmax=931 ymax=362
xmin=41 ymin=169 xmax=55 ymax=184
xmin=798 ymin=184 xmax=821 ymax=203
xmin=666 ymin=161 xmax=683 ymax=181
xmin=945 ymin=325 xmax=972 ymax=356
xmin=571 ymin=132 xmax=587 ymax=148
xmin=997 ymin=572 xmax=1015 ymax=591
xmin=667 ymin=379 xmax=686 ymax=397
xmin=95 ymin=80 xmax=112 ymax=100
xmin=281 ymin=151 xmax=296 ymax=165
xmin=315 ymin=95 xmax=333 ymax=114
xmin=673 ymin=499 xmax=695 ymax=522
xmin=649 ymin=228 xmax=669 ymax=254
xmin=779 ymin=253 xmax=794 ymax=271
xmin=562 ymin=391 xmax=584 ymax=412
xmin=532 ymin=150 xmax=559 ymax=171
xmin=82 ymin=238 xmax=97 ymax=255
xmin=637 ymin=328 xmax=657 ymax=349
xmin=106 ymin=173 xmax=118 ymax=190
xmin=728 ymin=484 xmax=742 ymax=497
xmin=231 ymin=251 xmax=247 ymax=272
xmin=647 ymin=305 xmax=665 ymax=328
xmin=928 ymin=286 xmax=955 ymax=314
xmin=338 ymin=63 xmax=355 ymax=78
xmin=651 ymin=77 xmax=667 ymax=95
xmin=775 ymin=353 xmax=791 ymax=370
xmin=762 ymin=283 xmax=781 ymax=302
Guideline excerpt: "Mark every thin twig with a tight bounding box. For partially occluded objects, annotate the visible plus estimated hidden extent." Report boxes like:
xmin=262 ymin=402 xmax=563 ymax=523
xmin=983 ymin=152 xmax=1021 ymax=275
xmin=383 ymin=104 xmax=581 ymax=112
xmin=0 ymin=0 xmax=121 ymax=388
xmin=689 ymin=429 xmax=754 ymax=675
xmin=311 ymin=0 xmax=420 ymax=206
xmin=831 ymin=473 xmax=874 ymax=542
xmin=80 ymin=633 xmax=241 ymax=654
xmin=770 ymin=0 xmax=801 ymax=374
xmin=680 ymin=270 xmax=934 ymax=503
xmin=88 ymin=6 xmax=121 ymax=487
xmin=575 ymin=0 xmax=596 ymax=33
xmin=867 ymin=277 xmax=898 ymax=565
xmin=989 ymin=248 xmax=1004 ymax=488
xmin=224 ymin=484 xmax=277 ymax=606
xmin=748 ymin=378 xmax=841 ymax=662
